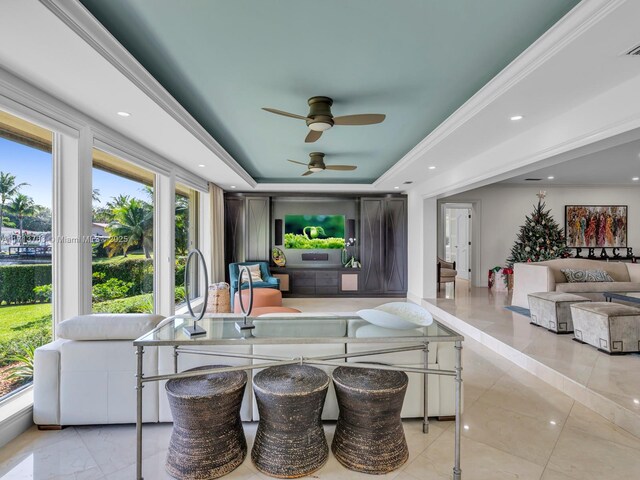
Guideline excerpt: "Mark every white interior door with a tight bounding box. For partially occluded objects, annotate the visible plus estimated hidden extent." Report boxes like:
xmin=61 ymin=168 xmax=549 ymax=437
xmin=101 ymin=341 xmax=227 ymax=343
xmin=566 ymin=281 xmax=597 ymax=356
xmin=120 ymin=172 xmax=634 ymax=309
xmin=455 ymin=209 xmax=470 ymax=280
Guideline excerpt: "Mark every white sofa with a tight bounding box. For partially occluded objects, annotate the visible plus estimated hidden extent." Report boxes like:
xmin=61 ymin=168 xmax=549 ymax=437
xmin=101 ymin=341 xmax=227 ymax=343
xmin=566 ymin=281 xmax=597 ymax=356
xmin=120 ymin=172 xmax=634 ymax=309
xmin=34 ymin=313 xmax=458 ymax=426
xmin=511 ymin=258 xmax=640 ymax=308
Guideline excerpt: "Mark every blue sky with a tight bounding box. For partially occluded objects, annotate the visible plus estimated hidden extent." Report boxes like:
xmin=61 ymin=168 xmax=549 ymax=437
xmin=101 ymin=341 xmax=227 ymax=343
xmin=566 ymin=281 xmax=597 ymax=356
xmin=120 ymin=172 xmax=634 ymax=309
xmin=0 ymin=137 xmax=149 ymax=209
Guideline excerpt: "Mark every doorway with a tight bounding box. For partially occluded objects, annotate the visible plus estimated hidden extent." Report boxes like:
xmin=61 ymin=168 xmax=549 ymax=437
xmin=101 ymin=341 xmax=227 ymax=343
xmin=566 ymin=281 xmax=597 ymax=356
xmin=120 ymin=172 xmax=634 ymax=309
xmin=443 ymin=205 xmax=472 ymax=282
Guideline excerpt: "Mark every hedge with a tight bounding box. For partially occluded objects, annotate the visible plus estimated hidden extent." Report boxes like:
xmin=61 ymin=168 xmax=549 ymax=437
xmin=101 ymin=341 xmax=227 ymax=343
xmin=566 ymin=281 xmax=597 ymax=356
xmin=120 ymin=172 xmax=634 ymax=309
xmin=0 ymin=264 xmax=52 ymax=305
xmin=0 ymin=256 xmax=187 ymax=305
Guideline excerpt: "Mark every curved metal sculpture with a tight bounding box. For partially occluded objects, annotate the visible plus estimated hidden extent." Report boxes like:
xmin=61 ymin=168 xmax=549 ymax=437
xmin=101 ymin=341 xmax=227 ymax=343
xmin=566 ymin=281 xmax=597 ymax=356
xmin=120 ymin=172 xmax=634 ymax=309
xmin=183 ymin=249 xmax=209 ymax=337
xmin=235 ymin=265 xmax=255 ymax=335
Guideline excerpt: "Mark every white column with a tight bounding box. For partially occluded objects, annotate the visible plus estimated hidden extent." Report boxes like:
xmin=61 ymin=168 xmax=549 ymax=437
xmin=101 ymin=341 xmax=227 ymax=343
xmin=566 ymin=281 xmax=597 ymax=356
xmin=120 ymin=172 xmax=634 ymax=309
xmin=52 ymin=127 xmax=93 ymax=325
xmin=407 ymin=190 xmax=424 ymax=303
xmin=422 ymin=196 xmax=438 ymax=299
xmin=154 ymin=173 xmax=175 ymax=317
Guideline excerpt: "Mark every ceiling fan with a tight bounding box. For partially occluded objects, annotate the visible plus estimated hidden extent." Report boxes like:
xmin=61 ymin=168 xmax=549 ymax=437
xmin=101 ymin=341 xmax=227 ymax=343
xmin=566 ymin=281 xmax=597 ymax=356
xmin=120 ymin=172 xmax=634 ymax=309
xmin=288 ymin=152 xmax=357 ymax=176
xmin=263 ymin=96 xmax=385 ymax=143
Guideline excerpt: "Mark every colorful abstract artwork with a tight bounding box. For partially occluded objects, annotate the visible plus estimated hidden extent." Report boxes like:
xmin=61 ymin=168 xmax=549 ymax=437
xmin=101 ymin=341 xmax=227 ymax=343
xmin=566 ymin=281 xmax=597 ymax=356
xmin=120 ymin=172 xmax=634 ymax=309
xmin=565 ymin=205 xmax=627 ymax=248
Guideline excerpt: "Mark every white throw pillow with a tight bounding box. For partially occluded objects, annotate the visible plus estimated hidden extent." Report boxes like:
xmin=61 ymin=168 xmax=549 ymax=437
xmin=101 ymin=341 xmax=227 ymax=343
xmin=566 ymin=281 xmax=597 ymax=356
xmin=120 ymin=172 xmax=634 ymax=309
xmin=57 ymin=314 xmax=165 ymax=340
xmin=357 ymin=302 xmax=433 ymax=330
xmin=239 ymin=264 xmax=263 ymax=283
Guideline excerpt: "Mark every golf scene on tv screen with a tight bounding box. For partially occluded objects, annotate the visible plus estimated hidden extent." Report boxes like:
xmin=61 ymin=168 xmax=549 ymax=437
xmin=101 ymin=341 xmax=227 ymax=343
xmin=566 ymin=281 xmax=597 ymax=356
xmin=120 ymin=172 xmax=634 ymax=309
xmin=284 ymin=214 xmax=345 ymax=249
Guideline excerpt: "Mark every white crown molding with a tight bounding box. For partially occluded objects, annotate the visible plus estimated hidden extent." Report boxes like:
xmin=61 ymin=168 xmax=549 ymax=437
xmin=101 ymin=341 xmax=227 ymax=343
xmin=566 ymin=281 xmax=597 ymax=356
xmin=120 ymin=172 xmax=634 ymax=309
xmin=0 ymin=63 xmax=209 ymax=191
xmin=0 ymin=67 xmax=82 ymax=136
xmin=38 ymin=0 xmax=256 ymax=188
xmin=419 ymin=112 xmax=640 ymax=199
xmin=374 ymin=0 xmax=627 ymax=187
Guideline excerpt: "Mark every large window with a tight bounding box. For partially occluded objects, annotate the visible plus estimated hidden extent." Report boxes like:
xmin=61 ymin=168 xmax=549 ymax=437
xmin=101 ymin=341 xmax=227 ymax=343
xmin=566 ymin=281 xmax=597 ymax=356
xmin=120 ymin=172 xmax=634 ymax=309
xmin=0 ymin=111 xmax=53 ymax=399
xmin=91 ymin=149 xmax=155 ymax=313
xmin=175 ymin=183 xmax=199 ymax=308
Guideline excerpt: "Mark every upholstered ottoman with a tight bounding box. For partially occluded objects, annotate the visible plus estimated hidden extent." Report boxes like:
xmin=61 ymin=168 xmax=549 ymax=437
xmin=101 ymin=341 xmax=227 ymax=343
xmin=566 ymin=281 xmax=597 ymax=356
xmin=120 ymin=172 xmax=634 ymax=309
xmin=528 ymin=292 xmax=590 ymax=333
xmin=234 ymin=289 xmax=283 ymax=313
xmin=570 ymin=302 xmax=640 ymax=354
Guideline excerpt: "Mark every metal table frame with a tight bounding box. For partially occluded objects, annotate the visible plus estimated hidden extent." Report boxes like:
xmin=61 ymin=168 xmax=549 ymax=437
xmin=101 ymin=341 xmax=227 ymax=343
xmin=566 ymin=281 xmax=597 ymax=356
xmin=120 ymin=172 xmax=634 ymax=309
xmin=133 ymin=316 xmax=464 ymax=480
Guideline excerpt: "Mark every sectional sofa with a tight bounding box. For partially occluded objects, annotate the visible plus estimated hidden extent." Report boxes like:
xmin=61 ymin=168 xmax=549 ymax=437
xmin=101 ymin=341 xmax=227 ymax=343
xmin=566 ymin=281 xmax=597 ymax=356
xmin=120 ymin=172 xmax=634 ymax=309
xmin=33 ymin=312 xmax=457 ymax=426
xmin=511 ymin=258 xmax=640 ymax=308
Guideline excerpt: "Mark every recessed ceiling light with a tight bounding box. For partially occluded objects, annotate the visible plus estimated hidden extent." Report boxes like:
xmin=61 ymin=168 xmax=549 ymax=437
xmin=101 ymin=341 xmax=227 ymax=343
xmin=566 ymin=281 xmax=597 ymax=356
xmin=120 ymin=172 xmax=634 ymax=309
xmin=633 ymin=398 xmax=639 ymax=405
xmin=230 ymin=185 xmax=237 ymax=189
xmin=117 ymin=111 xmax=131 ymax=117
xmin=463 ymin=425 xmax=469 ymax=430
xmin=428 ymin=166 xmax=436 ymax=170
xmin=198 ymin=164 xmax=206 ymax=168
xmin=394 ymin=186 xmax=400 ymax=190
xmin=547 ymin=176 xmax=555 ymax=180
xmin=633 ymin=177 xmax=639 ymax=181
xmin=510 ymin=115 xmax=524 ymax=121
xmin=549 ymin=420 xmax=557 ymax=426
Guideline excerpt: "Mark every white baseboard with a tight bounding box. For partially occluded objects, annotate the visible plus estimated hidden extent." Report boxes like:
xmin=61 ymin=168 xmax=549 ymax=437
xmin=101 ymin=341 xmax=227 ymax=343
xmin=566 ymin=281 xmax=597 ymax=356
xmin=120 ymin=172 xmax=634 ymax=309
xmin=0 ymin=387 xmax=35 ymax=448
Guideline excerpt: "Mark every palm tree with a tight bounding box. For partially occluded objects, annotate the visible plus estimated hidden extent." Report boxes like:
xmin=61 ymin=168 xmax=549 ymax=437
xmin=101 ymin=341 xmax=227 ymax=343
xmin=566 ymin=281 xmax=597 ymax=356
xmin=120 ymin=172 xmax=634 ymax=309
xmin=8 ymin=193 xmax=36 ymax=245
xmin=104 ymin=198 xmax=153 ymax=258
xmin=0 ymin=172 xmax=28 ymax=249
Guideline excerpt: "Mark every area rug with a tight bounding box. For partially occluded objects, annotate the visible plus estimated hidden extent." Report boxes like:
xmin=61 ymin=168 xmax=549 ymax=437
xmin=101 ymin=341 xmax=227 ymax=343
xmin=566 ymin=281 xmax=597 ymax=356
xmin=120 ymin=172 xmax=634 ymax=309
xmin=504 ymin=305 xmax=531 ymax=317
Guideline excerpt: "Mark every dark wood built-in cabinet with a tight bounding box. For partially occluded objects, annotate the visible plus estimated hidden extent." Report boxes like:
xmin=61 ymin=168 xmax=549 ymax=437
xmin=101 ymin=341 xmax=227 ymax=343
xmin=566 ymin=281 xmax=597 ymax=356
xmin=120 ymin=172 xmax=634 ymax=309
xmin=224 ymin=192 xmax=407 ymax=297
xmin=360 ymin=197 xmax=407 ymax=295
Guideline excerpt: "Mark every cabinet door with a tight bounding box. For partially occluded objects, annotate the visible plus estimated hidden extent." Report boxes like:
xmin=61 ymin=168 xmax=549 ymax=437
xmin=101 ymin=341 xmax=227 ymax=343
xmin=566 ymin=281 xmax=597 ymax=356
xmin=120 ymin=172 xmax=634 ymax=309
xmin=224 ymin=197 xmax=245 ymax=272
xmin=292 ymin=271 xmax=315 ymax=295
xmin=360 ymin=198 xmax=385 ymax=294
xmin=316 ymin=271 xmax=339 ymax=295
xmin=384 ymin=197 xmax=408 ymax=293
xmin=245 ymin=197 xmax=270 ymax=261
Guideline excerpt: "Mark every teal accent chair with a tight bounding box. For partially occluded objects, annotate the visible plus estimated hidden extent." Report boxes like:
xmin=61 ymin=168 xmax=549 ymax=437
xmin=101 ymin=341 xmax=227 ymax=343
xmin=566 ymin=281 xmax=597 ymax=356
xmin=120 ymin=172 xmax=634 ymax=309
xmin=229 ymin=261 xmax=280 ymax=307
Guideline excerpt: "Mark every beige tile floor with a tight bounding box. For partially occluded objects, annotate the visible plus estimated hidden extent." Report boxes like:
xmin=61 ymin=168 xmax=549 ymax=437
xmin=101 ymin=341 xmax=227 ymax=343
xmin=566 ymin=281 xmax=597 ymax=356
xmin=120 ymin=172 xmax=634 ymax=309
xmin=428 ymin=284 xmax=640 ymax=437
xmin=1 ymin=297 xmax=639 ymax=479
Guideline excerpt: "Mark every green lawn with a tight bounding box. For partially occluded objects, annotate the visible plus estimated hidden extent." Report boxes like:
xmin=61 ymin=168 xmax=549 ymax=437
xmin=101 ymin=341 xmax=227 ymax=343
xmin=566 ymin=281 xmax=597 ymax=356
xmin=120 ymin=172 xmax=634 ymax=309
xmin=0 ymin=303 xmax=52 ymax=343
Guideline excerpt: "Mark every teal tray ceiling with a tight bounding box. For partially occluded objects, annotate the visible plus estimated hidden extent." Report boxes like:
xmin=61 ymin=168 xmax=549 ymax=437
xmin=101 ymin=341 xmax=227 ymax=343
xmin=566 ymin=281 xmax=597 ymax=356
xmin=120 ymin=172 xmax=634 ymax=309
xmin=81 ymin=0 xmax=579 ymax=184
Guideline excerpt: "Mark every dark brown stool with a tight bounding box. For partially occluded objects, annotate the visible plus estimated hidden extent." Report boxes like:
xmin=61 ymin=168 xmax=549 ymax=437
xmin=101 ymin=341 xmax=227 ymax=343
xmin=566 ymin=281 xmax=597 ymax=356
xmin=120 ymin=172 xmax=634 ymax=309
xmin=165 ymin=365 xmax=247 ymax=479
xmin=332 ymin=365 xmax=409 ymax=474
xmin=251 ymin=364 xmax=329 ymax=478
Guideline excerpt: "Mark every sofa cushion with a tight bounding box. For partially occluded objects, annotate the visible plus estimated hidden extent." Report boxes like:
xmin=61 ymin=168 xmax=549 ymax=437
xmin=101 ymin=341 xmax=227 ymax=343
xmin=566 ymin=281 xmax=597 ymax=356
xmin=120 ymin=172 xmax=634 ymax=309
xmin=533 ymin=258 xmax=631 ymax=283
xmin=57 ymin=314 xmax=165 ymax=341
xmin=239 ymin=263 xmax=263 ymax=283
xmin=561 ymin=269 xmax=614 ymax=283
xmin=555 ymin=281 xmax=640 ymax=294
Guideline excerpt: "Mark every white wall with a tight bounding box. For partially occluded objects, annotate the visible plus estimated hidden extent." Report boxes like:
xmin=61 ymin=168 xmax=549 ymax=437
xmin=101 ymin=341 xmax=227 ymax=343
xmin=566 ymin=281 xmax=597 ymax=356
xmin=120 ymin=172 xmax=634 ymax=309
xmin=441 ymin=185 xmax=640 ymax=286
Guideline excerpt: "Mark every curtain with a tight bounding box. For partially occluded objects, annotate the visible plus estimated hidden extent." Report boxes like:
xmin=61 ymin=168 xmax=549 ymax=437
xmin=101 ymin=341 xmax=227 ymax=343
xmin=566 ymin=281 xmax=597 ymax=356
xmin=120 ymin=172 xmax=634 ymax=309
xmin=209 ymin=182 xmax=226 ymax=282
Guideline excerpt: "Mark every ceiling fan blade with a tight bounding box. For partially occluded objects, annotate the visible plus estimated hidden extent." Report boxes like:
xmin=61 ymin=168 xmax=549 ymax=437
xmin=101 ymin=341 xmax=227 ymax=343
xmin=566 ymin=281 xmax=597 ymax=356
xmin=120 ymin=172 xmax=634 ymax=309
xmin=333 ymin=113 xmax=386 ymax=126
xmin=325 ymin=165 xmax=357 ymax=171
xmin=301 ymin=170 xmax=314 ymax=176
xmin=287 ymin=159 xmax=308 ymax=166
xmin=305 ymin=130 xmax=322 ymax=143
xmin=262 ymin=107 xmax=308 ymax=121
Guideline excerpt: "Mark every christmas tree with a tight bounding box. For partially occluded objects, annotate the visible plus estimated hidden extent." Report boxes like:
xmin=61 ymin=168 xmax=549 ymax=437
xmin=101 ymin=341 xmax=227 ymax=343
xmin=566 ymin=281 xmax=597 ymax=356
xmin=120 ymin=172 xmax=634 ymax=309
xmin=506 ymin=191 xmax=569 ymax=266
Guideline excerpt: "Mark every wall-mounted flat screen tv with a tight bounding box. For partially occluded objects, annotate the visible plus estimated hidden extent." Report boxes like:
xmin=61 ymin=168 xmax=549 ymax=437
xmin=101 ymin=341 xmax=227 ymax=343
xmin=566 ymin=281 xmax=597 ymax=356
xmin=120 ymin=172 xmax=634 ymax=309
xmin=284 ymin=214 xmax=345 ymax=249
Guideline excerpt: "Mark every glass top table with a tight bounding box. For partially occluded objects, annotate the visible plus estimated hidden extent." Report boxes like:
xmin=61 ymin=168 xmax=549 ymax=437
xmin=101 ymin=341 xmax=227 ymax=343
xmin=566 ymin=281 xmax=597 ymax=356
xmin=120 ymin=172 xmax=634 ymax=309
xmin=133 ymin=313 xmax=464 ymax=480
xmin=134 ymin=313 xmax=464 ymax=346
xmin=603 ymin=292 xmax=640 ymax=304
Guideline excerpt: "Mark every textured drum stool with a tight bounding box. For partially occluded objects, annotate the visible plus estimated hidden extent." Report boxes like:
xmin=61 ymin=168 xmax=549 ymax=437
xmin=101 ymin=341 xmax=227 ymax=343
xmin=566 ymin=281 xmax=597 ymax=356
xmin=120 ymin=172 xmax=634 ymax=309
xmin=251 ymin=364 xmax=329 ymax=478
xmin=528 ymin=292 xmax=590 ymax=333
xmin=165 ymin=365 xmax=247 ymax=479
xmin=332 ymin=365 xmax=409 ymax=474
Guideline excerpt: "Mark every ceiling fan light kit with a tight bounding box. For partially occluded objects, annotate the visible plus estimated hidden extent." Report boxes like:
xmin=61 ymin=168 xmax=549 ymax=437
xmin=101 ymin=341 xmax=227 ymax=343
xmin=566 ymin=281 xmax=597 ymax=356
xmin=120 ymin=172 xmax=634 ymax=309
xmin=265 ymin=96 xmax=384 ymax=177
xmin=287 ymin=152 xmax=357 ymax=176
xmin=263 ymin=95 xmax=386 ymax=143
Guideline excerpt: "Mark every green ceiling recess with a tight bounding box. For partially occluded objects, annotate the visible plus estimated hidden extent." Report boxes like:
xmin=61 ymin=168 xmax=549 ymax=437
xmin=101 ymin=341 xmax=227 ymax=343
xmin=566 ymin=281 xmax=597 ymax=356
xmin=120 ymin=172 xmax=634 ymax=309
xmin=81 ymin=0 xmax=579 ymax=184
